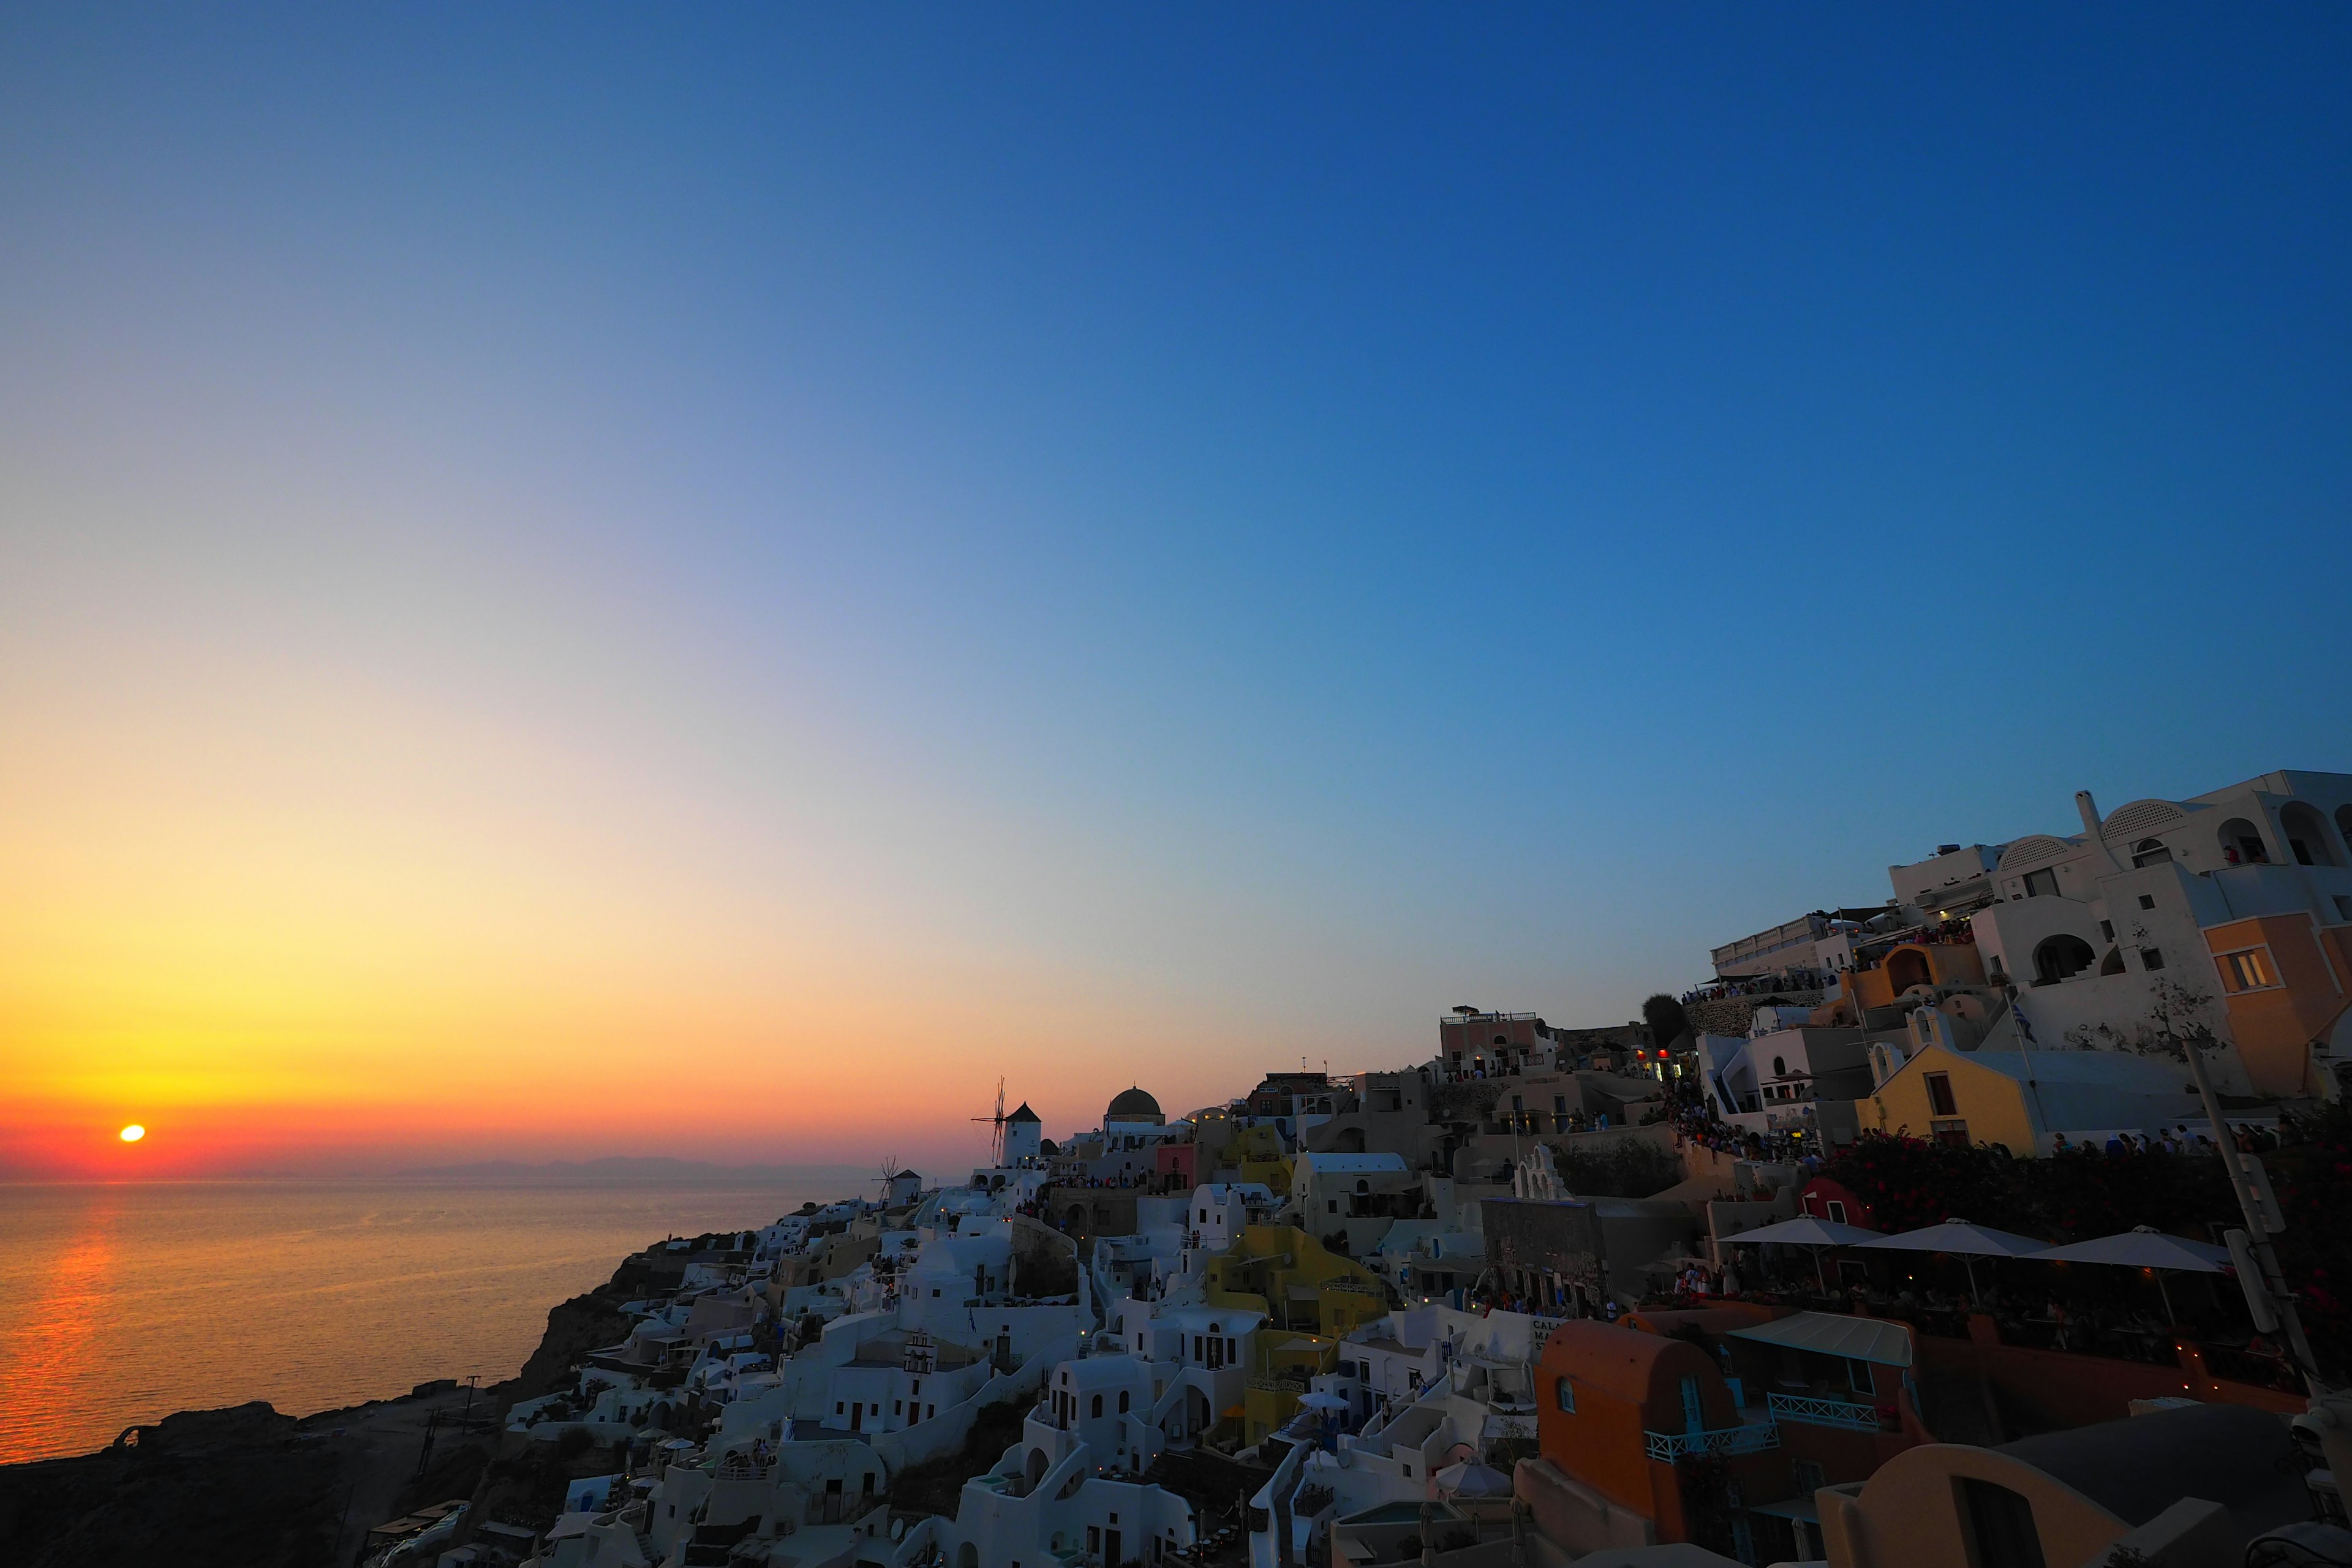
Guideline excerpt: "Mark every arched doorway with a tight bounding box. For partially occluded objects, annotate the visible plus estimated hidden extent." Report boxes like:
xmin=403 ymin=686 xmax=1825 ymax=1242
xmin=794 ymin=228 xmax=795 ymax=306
xmin=1885 ymin=947 xmax=1932 ymax=995
xmin=2218 ymin=817 xmax=2269 ymax=865
xmin=2033 ymin=935 xmax=2097 ymax=985
xmin=2282 ymin=803 xmax=2339 ymax=866
xmin=1025 ymin=1447 xmax=1049 ymax=1493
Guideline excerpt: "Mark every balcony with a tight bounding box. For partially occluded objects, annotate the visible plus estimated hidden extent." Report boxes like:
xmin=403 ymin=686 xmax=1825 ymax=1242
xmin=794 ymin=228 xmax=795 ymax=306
xmin=1642 ymin=1422 xmax=1781 ymax=1462
xmin=1766 ymin=1392 xmax=1885 ymax=1432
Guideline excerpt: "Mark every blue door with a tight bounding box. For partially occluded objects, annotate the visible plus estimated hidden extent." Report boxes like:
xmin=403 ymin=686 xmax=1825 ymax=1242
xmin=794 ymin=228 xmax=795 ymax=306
xmin=1680 ymin=1374 xmax=1704 ymax=1434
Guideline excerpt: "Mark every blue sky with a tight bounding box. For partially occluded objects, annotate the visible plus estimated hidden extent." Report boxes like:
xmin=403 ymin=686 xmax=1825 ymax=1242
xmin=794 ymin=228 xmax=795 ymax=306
xmin=4 ymin=6 xmax=2349 ymax=1157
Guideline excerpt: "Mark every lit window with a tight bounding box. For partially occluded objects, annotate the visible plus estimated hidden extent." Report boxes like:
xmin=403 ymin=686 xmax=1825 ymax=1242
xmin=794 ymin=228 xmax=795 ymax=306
xmin=2221 ymin=949 xmax=2277 ymax=992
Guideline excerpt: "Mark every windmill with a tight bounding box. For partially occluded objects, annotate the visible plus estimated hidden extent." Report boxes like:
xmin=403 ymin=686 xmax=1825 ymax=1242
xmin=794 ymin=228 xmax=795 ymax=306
xmin=972 ymin=1077 xmax=1008 ymax=1166
xmin=871 ymin=1156 xmax=903 ymax=1206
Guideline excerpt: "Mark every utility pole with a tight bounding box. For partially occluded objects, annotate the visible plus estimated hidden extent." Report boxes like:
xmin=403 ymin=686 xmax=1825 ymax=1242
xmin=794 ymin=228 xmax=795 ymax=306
xmin=2179 ymin=1031 xmax=2324 ymax=1390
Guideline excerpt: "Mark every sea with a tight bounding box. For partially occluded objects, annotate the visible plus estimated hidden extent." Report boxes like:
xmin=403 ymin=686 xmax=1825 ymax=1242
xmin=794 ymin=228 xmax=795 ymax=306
xmin=0 ymin=1177 xmax=845 ymax=1464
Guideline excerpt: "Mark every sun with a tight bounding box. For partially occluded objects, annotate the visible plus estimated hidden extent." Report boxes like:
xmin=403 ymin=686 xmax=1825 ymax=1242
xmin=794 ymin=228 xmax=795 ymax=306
xmin=119 ymin=1124 xmax=146 ymax=1143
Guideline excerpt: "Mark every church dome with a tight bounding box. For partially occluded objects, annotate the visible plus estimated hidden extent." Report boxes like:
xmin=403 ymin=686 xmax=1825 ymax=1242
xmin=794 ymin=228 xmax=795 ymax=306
xmin=1106 ymin=1086 xmax=1164 ymax=1125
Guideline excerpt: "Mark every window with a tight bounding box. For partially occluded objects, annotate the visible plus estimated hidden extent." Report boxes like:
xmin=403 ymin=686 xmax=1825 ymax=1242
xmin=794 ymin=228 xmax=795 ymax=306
xmin=2098 ymin=920 xmax=2114 ymax=941
xmin=1924 ymin=1072 xmax=1958 ymax=1117
xmin=2139 ymin=894 xmax=2156 ymax=910
xmin=1556 ymin=1376 xmax=1575 ymax=1412
xmin=2130 ymin=838 xmax=2173 ymax=868
xmin=2023 ymin=869 xmax=2060 ymax=899
xmin=2220 ymin=949 xmax=2278 ymax=992
xmin=1327 ymin=1199 xmax=1339 ymax=1214
xmin=1773 ymin=1056 xmax=1787 ymax=1077
xmin=1847 ymin=1359 xmax=1875 ymax=1395
xmin=2140 ymin=948 xmax=2165 ymax=971
xmin=1090 ymin=1395 xmax=1103 ymax=1418
xmin=1794 ymin=1459 xmax=1825 ymax=1493
xmin=1826 ymin=1200 xmax=1848 ymax=1224
xmin=1118 ymin=1390 xmax=1130 ymax=1413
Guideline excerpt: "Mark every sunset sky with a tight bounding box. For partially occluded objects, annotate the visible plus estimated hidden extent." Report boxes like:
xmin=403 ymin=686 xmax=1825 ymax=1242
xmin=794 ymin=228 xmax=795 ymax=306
xmin=5 ymin=7 xmax=2350 ymax=1178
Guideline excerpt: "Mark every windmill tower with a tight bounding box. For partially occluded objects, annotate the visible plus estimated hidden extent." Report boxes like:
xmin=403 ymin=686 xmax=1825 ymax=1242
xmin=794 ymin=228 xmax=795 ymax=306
xmin=973 ymin=1078 xmax=1008 ymax=1166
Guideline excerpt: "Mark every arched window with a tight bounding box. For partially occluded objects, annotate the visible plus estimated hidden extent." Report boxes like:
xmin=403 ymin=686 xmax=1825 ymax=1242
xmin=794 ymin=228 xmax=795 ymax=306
xmin=1355 ymin=1178 xmax=1370 ymax=1195
xmin=1090 ymin=1394 xmax=1103 ymax=1419
xmin=2130 ymin=837 xmax=2173 ymax=868
xmin=1772 ymin=1056 xmax=1786 ymax=1077
xmin=1555 ymin=1376 xmax=1575 ymax=1412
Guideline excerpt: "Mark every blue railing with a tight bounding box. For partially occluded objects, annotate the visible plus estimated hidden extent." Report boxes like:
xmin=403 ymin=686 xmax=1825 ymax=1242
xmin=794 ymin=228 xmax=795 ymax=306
xmin=1766 ymin=1392 xmax=1883 ymax=1432
xmin=1643 ymin=1422 xmax=1781 ymax=1462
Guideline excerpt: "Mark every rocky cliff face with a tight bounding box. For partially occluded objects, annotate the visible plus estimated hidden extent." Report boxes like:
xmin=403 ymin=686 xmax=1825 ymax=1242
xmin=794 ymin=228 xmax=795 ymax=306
xmin=0 ymin=1403 xmax=344 ymax=1568
xmin=499 ymin=1291 xmax=635 ymax=1409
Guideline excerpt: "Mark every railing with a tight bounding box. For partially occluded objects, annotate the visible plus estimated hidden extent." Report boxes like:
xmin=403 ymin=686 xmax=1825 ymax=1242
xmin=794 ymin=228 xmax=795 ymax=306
xmin=1766 ymin=1393 xmax=1884 ymax=1432
xmin=1643 ymin=1422 xmax=1781 ymax=1462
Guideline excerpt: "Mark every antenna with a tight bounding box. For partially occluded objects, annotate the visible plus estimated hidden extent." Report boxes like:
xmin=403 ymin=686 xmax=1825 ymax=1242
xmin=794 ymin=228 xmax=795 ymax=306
xmin=971 ymin=1077 xmax=1007 ymax=1166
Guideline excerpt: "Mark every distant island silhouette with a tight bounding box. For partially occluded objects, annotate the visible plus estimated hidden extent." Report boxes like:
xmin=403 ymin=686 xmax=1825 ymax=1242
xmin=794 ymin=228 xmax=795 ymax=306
xmin=390 ymin=1155 xmax=881 ymax=1186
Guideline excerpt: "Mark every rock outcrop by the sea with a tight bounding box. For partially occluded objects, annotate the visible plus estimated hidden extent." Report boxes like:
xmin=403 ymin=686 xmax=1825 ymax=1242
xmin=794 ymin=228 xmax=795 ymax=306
xmin=0 ymin=1402 xmax=342 ymax=1568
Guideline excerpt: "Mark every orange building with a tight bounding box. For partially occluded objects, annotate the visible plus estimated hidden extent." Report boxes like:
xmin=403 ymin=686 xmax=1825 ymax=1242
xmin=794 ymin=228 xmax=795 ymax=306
xmin=1521 ymin=1321 xmax=1785 ymax=1560
xmin=1840 ymin=938 xmax=1988 ymax=1017
xmin=2203 ymin=910 xmax=2352 ymax=1096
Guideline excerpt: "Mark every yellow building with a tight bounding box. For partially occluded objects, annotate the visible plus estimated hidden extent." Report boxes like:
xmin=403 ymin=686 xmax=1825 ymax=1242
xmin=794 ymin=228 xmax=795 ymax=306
xmin=1868 ymin=1043 xmax=2200 ymax=1155
xmin=1198 ymin=1225 xmax=1389 ymax=1441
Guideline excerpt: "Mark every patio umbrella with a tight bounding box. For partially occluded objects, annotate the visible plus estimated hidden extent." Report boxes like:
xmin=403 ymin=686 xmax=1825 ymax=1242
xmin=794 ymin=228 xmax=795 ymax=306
xmin=1297 ymin=1392 xmax=1352 ymax=1412
xmin=1859 ymin=1218 xmax=2049 ymax=1306
xmin=1722 ymin=1214 xmax=1883 ymax=1294
xmin=1434 ymin=1461 xmax=1513 ymax=1498
xmin=2031 ymin=1226 xmax=2229 ymax=1325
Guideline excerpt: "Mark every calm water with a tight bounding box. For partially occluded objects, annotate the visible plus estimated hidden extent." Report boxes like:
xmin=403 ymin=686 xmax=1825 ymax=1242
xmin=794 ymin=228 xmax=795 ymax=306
xmin=0 ymin=1179 xmax=836 ymax=1463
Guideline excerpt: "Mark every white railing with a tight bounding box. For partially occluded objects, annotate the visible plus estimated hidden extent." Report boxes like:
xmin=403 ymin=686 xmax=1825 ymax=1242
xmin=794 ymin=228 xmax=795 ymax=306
xmin=1766 ymin=1392 xmax=1883 ymax=1432
xmin=1642 ymin=1422 xmax=1781 ymax=1462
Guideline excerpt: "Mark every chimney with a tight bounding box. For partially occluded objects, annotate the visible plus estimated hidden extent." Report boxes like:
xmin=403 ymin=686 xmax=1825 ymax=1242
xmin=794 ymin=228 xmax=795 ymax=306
xmin=2076 ymin=790 xmax=2125 ymax=873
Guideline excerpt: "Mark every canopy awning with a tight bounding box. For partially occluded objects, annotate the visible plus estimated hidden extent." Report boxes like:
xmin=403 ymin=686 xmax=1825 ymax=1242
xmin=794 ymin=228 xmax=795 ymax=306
xmin=1722 ymin=1215 xmax=1883 ymax=1248
xmin=1858 ymin=1218 xmax=2048 ymax=1258
xmin=1726 ymin=1310 xmax=1915 ymax=1368
xmin=2032 ymin=1227 xmax=2230 ymax=1273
